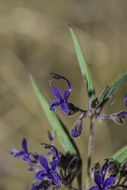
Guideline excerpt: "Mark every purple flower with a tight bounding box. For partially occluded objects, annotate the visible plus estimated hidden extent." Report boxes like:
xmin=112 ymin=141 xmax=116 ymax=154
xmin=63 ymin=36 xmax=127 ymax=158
xmin=50 ymin=73 xmax=71 ymax=115
xmin=35 ymin=155 xmax=59 ymax=185
xmin=89 ymin=161 xmax=116 ymax=190
xmin=124 ymin=95 xmax=127 ymax=107
xmin=10 ymin=138 xmax=32 ymax=162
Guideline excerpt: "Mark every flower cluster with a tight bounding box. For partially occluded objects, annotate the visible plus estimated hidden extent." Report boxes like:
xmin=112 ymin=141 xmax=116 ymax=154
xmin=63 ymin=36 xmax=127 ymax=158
xmin=50 ymin=74 xmax=127 ymax=140
xmin=50 ymin=73 xmax=87 ymax=138
xmin=10 ymin=136 xmax=81 ymax=190
xmin=10 ymin=73 xmax=127 ymax=190
xmin=10 ymin=138 xmax=60 ymax=190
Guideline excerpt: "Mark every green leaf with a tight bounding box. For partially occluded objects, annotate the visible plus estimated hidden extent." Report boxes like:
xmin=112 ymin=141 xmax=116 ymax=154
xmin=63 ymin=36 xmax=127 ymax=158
xmin=97 ymin=72 xmax=127 ymax=109
xmin=110 ymin=145 xmax=127 ymax=163
xmin=29 ymin=75 xmax=79 ymax=156
xmin=69 ymin=26 xmax=96 ymax=102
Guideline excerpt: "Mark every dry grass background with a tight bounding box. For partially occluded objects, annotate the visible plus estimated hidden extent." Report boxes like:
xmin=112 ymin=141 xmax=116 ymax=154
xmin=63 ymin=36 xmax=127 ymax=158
xmin=0 ymin=0 xmax=127 ymax=189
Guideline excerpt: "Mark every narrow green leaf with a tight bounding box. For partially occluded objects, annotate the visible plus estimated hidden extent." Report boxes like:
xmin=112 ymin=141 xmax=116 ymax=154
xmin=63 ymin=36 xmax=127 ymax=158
xmin=29 ymin=75 xmax=79 ymax=156
xmin=97 ymin=72 xmax=127 ymax=109
xmin=110 ymin=145 xmax=127 ymax=163
xmin=69 ymin=26 xmax=96 ymax=102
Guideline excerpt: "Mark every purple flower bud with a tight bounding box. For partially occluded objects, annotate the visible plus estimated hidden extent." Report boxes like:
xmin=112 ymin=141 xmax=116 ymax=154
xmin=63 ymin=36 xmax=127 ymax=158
xmin=110 ymin=111 xmax=127 ymax=125
xmin=110 ymin=115 xmax=123 ymax=125
xmin=71 ymin=119 xmax=83 ymax=138
xmin=119 ymin=111 xmax=127 ymax=118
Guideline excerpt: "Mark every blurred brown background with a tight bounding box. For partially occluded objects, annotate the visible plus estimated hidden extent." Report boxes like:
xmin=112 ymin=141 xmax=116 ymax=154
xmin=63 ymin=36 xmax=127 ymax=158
xmin=0 ymin=0 xmax=127 ymax=189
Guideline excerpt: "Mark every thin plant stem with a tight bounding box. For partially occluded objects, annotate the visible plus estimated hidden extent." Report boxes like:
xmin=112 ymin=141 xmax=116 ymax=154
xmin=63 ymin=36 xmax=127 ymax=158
xmin=86 ymin=117 xmax=94 ymax=189
xmin=87 ymin=117 xmax=94 ymax=175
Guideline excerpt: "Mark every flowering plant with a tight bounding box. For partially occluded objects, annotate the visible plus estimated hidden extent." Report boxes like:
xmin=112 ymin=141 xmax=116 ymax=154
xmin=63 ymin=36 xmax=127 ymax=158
xmin=10 ymin=26 xmax=127 ymax=190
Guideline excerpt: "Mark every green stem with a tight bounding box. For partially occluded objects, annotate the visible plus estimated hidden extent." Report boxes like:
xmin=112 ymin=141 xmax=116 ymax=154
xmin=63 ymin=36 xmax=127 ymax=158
xmin=86 ymin=117 xmax=94 ymax=189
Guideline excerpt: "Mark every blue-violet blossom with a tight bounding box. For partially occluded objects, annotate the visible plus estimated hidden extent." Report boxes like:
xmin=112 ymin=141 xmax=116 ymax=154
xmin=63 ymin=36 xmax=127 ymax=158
xmin=89 ymin=161 xmax=116 ymax=190
xmin=50 ymin=73 xmax=71 ymax=115
xmin=10 ymin=138 xmax=32 ymax=162
xmin=35 ymin=155 xmax=59 ymax=185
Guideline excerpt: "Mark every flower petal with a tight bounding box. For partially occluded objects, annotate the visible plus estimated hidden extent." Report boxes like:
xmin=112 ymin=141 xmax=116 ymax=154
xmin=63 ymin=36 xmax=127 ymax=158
xmin=14 ymin=151 xmax=24 ymax=157
xmin=124 ymin=95 xmax=127 ymax=107
xmin=22 ymin=154 xmax=32 ymax=162
xmin=22 ymin=138 xmax=28 ymax=153
xmin=103 ymin=177 xmax=116 ymax=188
xmin=102 ymin=160 xmax=108 ymax=182
xmin=9 ymin=149 xmax=20 ymax=155
xmin=39 ymin=155 xmax=49 ymax=170
xmin=53 ymin=86 xmax=62 ymax=100
xmin=61 ymin=103 xmax=69 ymax=114
xmin=50 ymin=100 xmax=60 ymax=111
xmin=94 ymin=173 xmax=102 ymax=186
xmin=35 ymin=170 xmax=47 ymax=180
xmin=50 ymin=171 xmax=59 ymax=185
xmin=88 ymin=186 xmax=99 ymax=190
xmin=63 ymin=90 xmax=70 ymax=101
xmin=51 ymin=158 xmax=59 ymax=171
